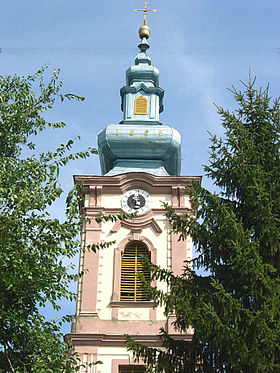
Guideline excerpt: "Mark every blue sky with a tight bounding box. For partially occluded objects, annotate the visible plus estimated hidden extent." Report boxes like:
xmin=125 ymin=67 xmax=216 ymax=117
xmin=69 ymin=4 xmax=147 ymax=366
xmin=2 ymin=0 xmax=280 ymax=332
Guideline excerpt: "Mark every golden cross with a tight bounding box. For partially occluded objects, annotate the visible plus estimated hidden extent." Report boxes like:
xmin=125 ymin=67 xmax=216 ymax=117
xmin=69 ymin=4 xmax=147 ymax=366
xmin=134 ymin=1 xmax=157 ymax=26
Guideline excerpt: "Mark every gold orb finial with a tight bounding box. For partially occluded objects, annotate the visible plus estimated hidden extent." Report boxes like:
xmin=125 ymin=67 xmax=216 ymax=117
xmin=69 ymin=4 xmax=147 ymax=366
xmin=134 ymin=1 xmax=157 ymax=40
xmin=139 ymin=24 xmax=150 ymax=40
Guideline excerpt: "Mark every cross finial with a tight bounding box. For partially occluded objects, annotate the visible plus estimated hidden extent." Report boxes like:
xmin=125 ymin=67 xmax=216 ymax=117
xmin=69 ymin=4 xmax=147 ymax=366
xmin=134 ymin=1 xmax=157 ymax=40
xmin=134 ymin=1 xmax=157 ymax=26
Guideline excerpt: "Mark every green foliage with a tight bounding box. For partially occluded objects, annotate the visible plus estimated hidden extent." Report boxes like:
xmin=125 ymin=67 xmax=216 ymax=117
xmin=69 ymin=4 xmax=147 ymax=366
xmin=87 ymin=240 xmax=117 ymax=253
xmin=95 ymin=212 xmax=138 ymax=224
xmin=0 ymin=67 xmax=98 ymax=372
xmin=127 ymin=77 xmax=280 ymax=372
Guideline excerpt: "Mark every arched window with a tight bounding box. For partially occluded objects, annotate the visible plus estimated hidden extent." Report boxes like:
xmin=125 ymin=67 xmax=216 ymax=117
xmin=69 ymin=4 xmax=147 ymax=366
xmin=120 ymin=242 xmax=150 ymax=301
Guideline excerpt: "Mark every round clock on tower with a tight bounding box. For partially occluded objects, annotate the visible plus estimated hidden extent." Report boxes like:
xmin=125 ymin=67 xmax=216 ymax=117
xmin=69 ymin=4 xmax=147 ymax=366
xmin=121 ymin=189 xmax=151 ymax=215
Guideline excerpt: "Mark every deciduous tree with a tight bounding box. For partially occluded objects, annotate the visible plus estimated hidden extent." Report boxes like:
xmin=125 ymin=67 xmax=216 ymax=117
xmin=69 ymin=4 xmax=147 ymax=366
xmin=0 ymin=67 xmax=97 ymax=372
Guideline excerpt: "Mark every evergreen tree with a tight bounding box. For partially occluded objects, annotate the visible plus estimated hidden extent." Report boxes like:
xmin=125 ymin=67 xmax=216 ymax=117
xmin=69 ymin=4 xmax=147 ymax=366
xmin=127 ymin=77 xmax=280 ymax=373
xmin=0 ymin=67 xmax=97 ymax=372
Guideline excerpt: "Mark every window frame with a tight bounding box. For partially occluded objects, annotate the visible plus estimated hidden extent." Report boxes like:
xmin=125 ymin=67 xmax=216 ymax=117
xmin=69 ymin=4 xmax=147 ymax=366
xmin=120 ymin=242 xmax=151 ymax=302
xmin=111 ymin=236 xmax=156 ymax=304
xmin=119 ymin=366 xmax=145 ymax=373
xmin=112 ymin=359 xmax=146 ymax=373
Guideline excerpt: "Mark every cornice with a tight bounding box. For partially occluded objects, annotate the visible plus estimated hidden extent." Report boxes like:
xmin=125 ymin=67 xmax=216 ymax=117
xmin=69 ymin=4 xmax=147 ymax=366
xmin=66 ymin=333 xmax=192 ymax=347
xmin=120 ymin=84 xmax=164 ymax=97
xmin=74 ymin=173 xmax=202 ymax=195
xmin=109 ymin=301 xmax=155 ymax=308
xmin=83 ymin=207 xmax=194 ymax=216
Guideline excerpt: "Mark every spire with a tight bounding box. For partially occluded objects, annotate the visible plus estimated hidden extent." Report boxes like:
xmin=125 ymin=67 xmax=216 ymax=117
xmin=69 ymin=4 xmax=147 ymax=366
xmin=97 ymin=4 xmax=182 ymax=177
xmin=134 ymin=1 xmax=157 ymax=41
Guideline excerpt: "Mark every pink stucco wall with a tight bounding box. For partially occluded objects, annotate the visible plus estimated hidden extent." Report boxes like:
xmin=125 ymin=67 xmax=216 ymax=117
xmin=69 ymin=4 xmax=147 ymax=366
xmin=69 ymin=173 xmax=200 ymax=369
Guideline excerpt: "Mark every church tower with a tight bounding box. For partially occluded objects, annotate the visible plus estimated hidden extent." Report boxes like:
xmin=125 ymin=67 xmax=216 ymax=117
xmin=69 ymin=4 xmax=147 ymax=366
xmin=68 ymin=4 xmax=200 ymax=372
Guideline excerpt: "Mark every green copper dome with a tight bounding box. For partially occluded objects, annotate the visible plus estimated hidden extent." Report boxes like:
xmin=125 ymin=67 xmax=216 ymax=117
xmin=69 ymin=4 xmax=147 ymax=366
xmin=98 ymin=40 xmax=181 ymax=176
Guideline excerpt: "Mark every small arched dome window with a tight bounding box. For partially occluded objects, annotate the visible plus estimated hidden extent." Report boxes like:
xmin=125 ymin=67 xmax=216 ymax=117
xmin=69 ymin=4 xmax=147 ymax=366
xmin=120 ymin=242 xmax=150 ymax=301
xmin=134 ymin=96 xmax=148 ymax=115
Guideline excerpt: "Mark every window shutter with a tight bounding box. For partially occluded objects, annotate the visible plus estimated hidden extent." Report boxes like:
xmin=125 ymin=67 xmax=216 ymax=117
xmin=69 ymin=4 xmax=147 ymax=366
xmin=134 ymin=96 xmax=148 ymax=115
xmin=120 ymin=244 xmax=150 ymax=301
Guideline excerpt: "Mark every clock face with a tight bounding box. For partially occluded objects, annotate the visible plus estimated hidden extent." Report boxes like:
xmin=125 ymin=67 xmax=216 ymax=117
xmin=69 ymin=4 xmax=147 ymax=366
xmin=121 ymin=189 xmax=151 ymax=215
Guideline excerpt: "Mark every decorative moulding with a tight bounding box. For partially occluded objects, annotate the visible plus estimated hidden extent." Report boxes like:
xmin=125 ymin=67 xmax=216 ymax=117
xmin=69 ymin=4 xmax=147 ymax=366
xmin=84 ymin=206 xmax=195 ymax=216
xmin=74 ymin=173 xmax=201 ymax=196
xmin=115 ymin=236 xmax=156 ymax=253
xmin=110 ymin=216 xmax=162 ymax=234
xmin=66 ymin=333 xmax=192 ymax=347
xmin=78 ymin=312 xmax=99 ymax=318
xmin=109 ymin=301 xmax=155 ymax=308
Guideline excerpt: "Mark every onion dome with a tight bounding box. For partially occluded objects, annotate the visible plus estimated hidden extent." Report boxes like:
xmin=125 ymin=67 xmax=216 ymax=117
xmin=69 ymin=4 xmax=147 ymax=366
xmin=97 ymin=23 xmax=181 ymax=176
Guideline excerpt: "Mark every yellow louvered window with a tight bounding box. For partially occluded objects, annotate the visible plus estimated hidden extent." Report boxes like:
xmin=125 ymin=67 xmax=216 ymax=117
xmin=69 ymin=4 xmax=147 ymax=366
xmin=134 ymin=96 xmax=148 ymax=115
xmin=119 ymin=366 xmax=145 ymax=373
xmin=120 ymin=243 xmax=150 ymax=301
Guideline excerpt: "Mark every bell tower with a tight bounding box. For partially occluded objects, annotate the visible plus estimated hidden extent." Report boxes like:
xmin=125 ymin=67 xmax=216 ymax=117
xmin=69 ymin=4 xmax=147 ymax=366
xmin=68 ymin=4 xmax=201 ymax=372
